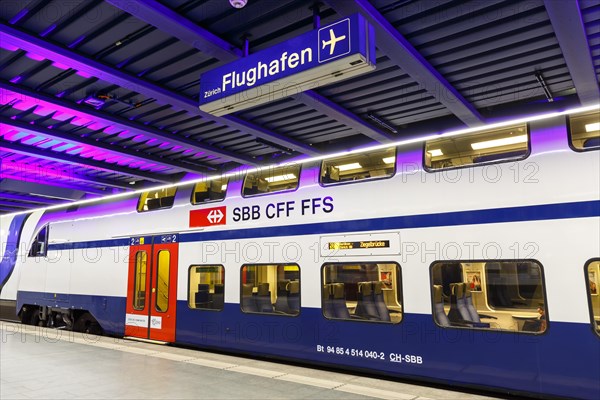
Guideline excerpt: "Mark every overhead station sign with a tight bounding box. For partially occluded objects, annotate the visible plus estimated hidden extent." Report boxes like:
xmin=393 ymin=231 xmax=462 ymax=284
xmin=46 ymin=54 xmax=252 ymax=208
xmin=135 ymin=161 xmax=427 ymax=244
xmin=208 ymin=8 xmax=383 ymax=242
xmin=199 ymin=13 xmax=375 ymax=116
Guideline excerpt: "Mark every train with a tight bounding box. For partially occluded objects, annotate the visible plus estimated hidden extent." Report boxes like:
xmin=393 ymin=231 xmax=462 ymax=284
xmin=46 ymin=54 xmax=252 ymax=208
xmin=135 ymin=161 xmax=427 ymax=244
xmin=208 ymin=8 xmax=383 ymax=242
xmin=1 ymin=104 xmax=599 ymax=399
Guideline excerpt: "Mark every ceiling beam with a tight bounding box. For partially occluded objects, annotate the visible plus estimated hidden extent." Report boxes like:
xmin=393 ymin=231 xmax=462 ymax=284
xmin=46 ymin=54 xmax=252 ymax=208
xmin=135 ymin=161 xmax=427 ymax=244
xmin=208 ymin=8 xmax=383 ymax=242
xmin=0 ymin=22 xmax=320 ymax=156
xmin=325 ymin=0 xmax=485 ymax=127
xmin=0 ymin=140 xmax=165 ymax=187
xmin=544 ymin=0 xmax=600 ymax=106
xmin=0 ymin=115 xmax=212 ymax=176
xmin=0 ymin=192 xmax=67 ymax=205
xmin=0 ymin=79 xmax=254 ymax=167
xmin=0 ymin=177 xmax=104 ymax=198
xmin=105 ymin=0 xmax=395 ymax=143
xmin=0 ymin=200 xmax=31 ymax=209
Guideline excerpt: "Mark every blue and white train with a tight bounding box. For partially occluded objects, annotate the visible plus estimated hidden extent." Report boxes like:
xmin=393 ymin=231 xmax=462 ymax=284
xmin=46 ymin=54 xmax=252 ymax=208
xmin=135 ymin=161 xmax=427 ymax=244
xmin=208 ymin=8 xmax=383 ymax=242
xmin=1 ymin=105 xmax=599 ymax=399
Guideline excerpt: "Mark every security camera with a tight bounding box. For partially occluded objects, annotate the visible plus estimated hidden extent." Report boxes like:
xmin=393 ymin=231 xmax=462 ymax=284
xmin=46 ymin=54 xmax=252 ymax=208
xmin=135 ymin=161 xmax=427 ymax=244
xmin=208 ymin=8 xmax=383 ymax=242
xmin=230 ymin=0 xmax=248 ymax=8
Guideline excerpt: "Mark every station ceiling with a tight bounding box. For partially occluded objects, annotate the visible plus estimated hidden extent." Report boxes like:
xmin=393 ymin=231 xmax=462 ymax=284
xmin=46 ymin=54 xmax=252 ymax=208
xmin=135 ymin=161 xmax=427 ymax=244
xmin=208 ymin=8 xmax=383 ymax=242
xmin=0 ymin=0 xmax=599 ymax=214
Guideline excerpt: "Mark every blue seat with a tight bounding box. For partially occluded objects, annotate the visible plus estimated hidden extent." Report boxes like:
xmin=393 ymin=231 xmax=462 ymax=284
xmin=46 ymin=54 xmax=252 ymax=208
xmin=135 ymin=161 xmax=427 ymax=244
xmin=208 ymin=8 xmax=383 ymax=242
xmin=322 ymin=285 xmax=335 ymax=318
xmin=372 ymin=281 xmax=391 ymax=322
xmin=287 ymin=280 xmax=300 ymax=313
xmin=195 ymin=284 xmax=210 ymax=308
xmin=241 ymin=283 xmax=257 ymax=312
xmin=331 ymin=283 xmax=350 ymax=319
xmin=583 ymin=137 xmax=600 ymax=148
xmin=255 ymin=282 xmax=273 ymax=313
xmin=274 ymin=280 xmax=291 ymax=313
xmin=212 ymin=283 xmax=224 ymax=310
xmin=355 ymin=282 xmax=379 ymax=320
xmin=433 ymin=285 xmax=450 ymax=327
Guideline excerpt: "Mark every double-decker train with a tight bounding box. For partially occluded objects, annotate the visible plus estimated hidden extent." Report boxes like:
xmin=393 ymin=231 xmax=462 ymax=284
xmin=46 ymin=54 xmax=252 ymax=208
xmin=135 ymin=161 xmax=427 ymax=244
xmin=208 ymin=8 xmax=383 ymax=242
xmin=1 ymin=105 xmax=599 ymax=399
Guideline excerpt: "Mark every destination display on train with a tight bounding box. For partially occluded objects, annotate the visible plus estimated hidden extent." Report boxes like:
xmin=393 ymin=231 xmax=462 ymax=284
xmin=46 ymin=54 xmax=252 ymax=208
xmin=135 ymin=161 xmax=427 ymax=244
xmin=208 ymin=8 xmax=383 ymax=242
xmin=328 ymin=240 xmax=390 ymax=250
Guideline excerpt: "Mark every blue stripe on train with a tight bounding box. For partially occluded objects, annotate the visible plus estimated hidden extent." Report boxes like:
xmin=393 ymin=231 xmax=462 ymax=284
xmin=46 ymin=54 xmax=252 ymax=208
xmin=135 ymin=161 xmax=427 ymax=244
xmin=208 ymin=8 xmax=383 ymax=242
xmin=16 ymin=290 xmax=600 ymax=399
xmin=0 ymin=214 xmax=30 ymax=294
xmin=48 ymin=200 xmax=600 ymax=251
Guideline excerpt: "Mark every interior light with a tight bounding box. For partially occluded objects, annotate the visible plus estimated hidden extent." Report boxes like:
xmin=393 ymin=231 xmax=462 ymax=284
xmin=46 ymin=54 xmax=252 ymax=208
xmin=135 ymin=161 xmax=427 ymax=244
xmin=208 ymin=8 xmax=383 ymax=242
xmin=427 ymin=149 xmax=443 ymax=157
xmin=265 ymin=174 xmax=296 ymax=183
xmin=382 ymin=157 xmax=395 ymax=164
xmin=337 ymin=163 xmax=362 ymax=171
xmin=221 ymin=184 xmax=227 ymax=190
xmin=471 ymin=135 xmax=527 ymax=150
xmin=585 ymin=122 xmax=600 ymax=132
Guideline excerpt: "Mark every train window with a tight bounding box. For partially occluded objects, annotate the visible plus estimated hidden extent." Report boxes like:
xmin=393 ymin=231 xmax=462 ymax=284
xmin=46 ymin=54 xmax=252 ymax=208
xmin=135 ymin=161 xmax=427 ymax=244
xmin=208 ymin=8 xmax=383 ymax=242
xmin=242 ymin=164 xmax=300 ymax=196
xmin=133 ymin=251 xmax=147 ymax=311
xmin=155 ymin=250 xmax=170 ymax=312
xmin=191 ymin=178 xmax=228 ymax=204
xmin=424 ymin=123 xmax=529 ymax=170
xmin=240 ymin=264 xmax=300 ymax=316
xmin=568 ymin=111 xmax=600 ymax=151
xmin=320 ymin=147 xmax=396 ymax=185
xmin=28 ymin=225 xmax=49 ymax=257
xmin=188 ymin=265 xmax=225 ymax=311
xmin=137 ymin=187 xmax=177 ymax=212
xmin=430 ymin=261 xmax=547 ymax=334
xmin=585 ymin=259 xmax=600 ymax=336
xmin=321 ymin=263 xmax=402 ymax=324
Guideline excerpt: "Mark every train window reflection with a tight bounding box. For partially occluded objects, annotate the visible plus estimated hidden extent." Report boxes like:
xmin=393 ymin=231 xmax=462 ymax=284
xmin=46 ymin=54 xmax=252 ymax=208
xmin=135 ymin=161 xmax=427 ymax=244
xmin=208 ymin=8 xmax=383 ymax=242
xmin=188 ymin=265 xmax=225 ymax=311
xmin=320 ymin=147 xmax=396 ymax=185
xmin=191 ymin=178 xmax=228 ymax=205
xmin=137 ymin=187 xmax=177 ymax=212
xmin=242 ymin=165 xmax=300 ymax=197
xmin=321 ymin=263 xmax=402 ymax=324
xmin=424 ymin=124 xmax=529 ymax=170
xmin=28 ymin=224 xmax=49 ymax=257
xmin=240 ymin=264 xmax=300 ymax=316
xmin=569 ymin=111 xmax=600 ymax=151
xmin=586 ymin=259 xmax=600 ymax=336
xmin=431 ymin=261 xmax=547 ymax=334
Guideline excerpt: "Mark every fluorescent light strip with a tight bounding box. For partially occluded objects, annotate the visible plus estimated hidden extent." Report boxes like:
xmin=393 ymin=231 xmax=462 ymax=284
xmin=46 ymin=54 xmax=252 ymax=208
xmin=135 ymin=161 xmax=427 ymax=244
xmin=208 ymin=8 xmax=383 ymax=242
xmin=585 ymin=122 xmax=600 ymax=132
xmin=426 ymin=149 xmax=443 ymax=157
xmin=2 ymin=103 xmax=599 ymax=218
xmin=470 ymin=135 xmax=527 ymax=150
xmin=264 ymin=174 xmax=296 ymax=183
xmin=382 ymin=157 xmax=395 ymax=164
xmin=337 ymin=163 xmax=362 ymax=171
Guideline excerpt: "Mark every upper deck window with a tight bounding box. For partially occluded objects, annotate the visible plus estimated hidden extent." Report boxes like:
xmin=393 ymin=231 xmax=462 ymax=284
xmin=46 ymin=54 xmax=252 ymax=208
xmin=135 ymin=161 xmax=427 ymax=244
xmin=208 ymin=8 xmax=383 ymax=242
xmin=242 ymin=164 xmax=300 ymax=196
xmin=424 ymin=124 xmax=529 ymax=170
xmin=137 ymin=187 xmax=177 ymax=212
xmin=191 ymin=178 xmax=228 ymax=205
xmin=320 ymin=148 xmax=396 ymax=185
xmin=569 ymin=111 xmax=600 ymax=151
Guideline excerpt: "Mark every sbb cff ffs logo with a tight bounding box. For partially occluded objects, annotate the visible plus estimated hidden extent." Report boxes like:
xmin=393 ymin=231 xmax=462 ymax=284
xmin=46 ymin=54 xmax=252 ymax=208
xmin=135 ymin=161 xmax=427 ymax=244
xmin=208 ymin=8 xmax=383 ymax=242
xmin=189 ymin=206 xmax=227 ymax=227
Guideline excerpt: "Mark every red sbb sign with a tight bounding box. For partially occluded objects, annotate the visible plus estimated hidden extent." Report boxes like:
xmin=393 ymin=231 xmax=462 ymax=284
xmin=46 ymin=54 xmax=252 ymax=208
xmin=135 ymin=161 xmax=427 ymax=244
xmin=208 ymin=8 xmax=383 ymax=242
xmin=189 ymin=206 xmax=227 ymax=227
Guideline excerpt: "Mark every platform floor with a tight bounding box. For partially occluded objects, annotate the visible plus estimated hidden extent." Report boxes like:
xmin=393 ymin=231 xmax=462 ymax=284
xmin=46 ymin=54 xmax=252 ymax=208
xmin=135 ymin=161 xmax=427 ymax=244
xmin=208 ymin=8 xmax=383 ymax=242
xmin=1 ymin=322 xmax=503 ymax=400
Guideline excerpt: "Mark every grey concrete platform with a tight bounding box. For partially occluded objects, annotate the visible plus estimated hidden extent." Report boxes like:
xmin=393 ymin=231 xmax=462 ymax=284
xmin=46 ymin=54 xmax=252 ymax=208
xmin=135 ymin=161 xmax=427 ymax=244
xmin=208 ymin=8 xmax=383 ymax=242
xmin=1 ymin=322 xmax=502 ymax=400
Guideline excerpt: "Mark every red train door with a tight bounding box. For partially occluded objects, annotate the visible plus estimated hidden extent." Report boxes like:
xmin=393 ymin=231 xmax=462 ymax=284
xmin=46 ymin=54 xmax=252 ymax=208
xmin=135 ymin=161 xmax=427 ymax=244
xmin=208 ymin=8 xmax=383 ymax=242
xmin=125 ymin=235 xmax=179 ymax=342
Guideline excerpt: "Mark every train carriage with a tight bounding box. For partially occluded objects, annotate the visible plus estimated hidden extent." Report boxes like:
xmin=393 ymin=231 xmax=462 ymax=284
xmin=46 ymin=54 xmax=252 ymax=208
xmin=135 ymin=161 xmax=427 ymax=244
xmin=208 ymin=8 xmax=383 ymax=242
xmin=1 ymin=106 xmax=599 ymax=399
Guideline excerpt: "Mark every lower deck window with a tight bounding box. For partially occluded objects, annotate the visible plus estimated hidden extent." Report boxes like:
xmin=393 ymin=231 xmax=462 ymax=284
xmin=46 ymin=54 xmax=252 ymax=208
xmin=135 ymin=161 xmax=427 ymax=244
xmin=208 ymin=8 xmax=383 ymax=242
xmin=322 ymin=263 xmax=402 ymax=323
xmin=188 ymin=265 xmax=225 ymax=311
xmin=586 ymin=259 xmax=600 ymax=336
xmin=431 ymin=260 xmax=547 ymax=333
xmin=241 ymin=264 xmax=300 ymax=316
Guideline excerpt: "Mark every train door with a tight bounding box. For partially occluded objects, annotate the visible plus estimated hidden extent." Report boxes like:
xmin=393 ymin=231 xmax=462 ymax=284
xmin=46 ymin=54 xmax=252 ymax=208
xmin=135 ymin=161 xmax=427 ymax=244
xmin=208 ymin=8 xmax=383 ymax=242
xmin=125 ymin=235 xmax=179 ymax=342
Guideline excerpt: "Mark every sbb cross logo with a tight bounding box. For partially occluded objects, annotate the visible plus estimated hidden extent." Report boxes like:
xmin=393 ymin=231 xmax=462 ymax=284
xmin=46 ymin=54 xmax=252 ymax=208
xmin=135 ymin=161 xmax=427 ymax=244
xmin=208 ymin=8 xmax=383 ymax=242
xmin=189 ymin=206 xmax=227 ymax=227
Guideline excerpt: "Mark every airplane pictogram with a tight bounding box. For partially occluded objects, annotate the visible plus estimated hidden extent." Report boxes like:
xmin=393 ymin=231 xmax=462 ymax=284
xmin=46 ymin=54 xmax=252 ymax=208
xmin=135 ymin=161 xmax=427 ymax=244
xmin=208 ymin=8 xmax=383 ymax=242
xmin=322 ymin=29 xmax=347 ymax=55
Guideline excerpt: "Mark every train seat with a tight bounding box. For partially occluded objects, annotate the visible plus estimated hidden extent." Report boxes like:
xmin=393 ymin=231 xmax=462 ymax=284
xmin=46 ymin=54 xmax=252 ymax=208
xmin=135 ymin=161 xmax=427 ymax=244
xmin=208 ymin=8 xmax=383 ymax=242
xmin=146 ymin=198 xmax=161 ymax=210
xmin=433 ymin=285 xmax=450 ymax=327
xmin=195 ymin=284 xmax=211 ymax=308
xmin=256 ymin=282 xmax=273 ymax=313
xmin=322 ymin=285 xmax=335 ymax=318
xmin=159 ymin=196 xmax=175 ymax=208
xmin=331 ymin=283 xmax=351 ymax=319
xmin=194 ymin=191 xmax=209 ymax=203
xmin=355 ymin=282 xmax=380 ymax=320
xmin=212 ymin=284 xmax=224 ymax=309
xmin=372 ymin=281 xmax=391 ymax=322
xmin=274 ymin=280 xmax=291 ymax=313
xmin=583 ymin=137 xmax=600 ymax=148
xmin=288 ymin=280 xmax=300 ymax=313
xmin=241 ymin=283 xmax=257 ymax=312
